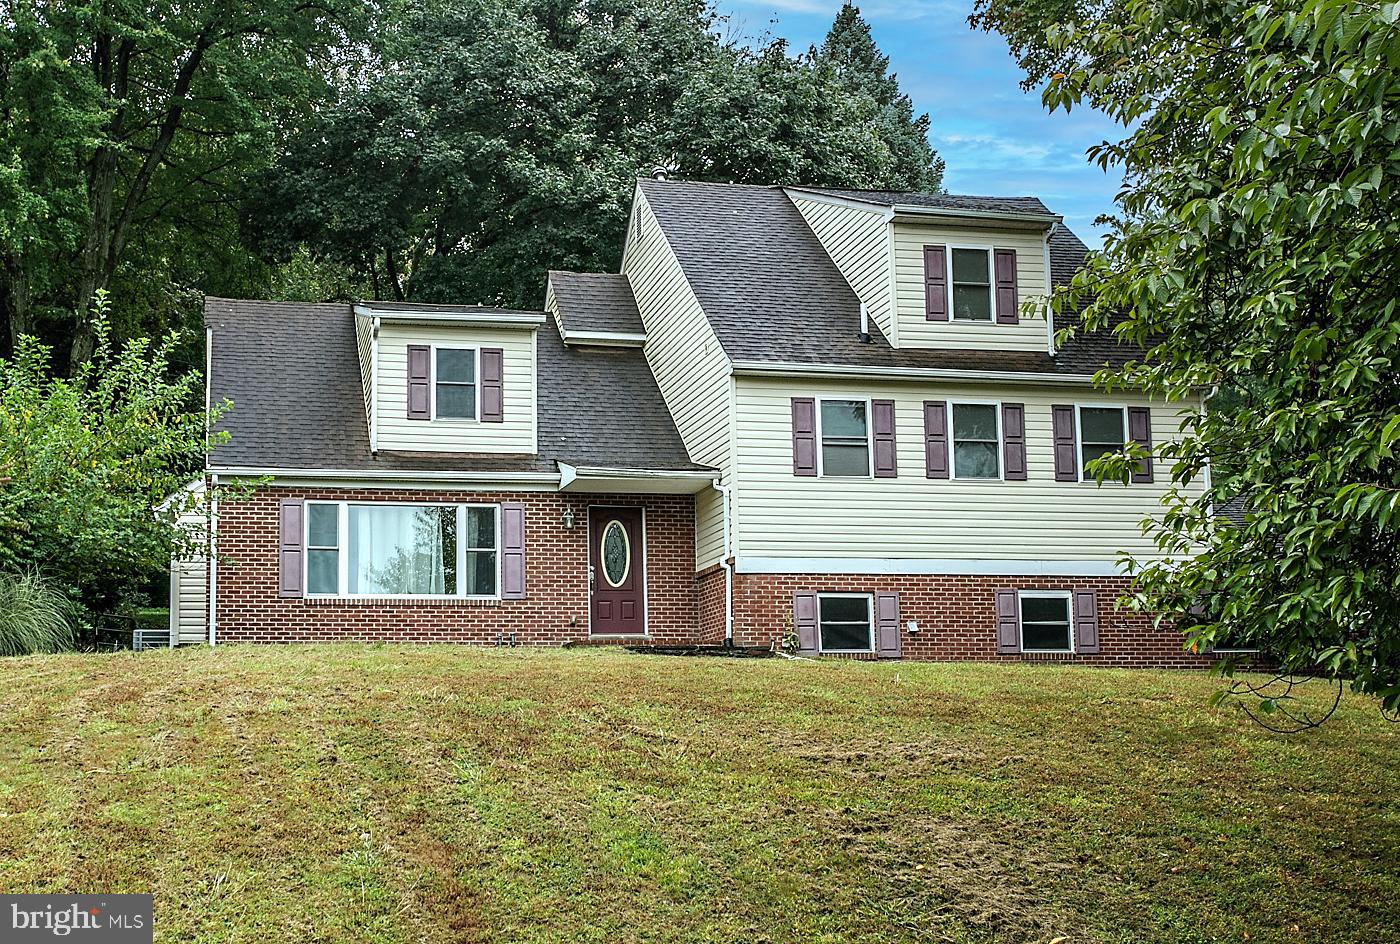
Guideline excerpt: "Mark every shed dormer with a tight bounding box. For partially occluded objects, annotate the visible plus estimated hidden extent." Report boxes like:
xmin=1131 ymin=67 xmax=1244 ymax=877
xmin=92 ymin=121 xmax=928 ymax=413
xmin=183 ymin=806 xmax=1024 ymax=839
xmin=545 ymin=271 xmax=647 ymax=347
xmin=354 ymin=301 xmax=542 ymax=455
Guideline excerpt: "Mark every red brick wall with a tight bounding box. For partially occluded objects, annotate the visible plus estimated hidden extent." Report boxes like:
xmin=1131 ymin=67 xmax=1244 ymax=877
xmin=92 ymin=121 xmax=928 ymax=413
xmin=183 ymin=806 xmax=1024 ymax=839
xmin=213 ymin=486 xmax=700 ymax=645
xmin=731 ymin=573 xmax=1212 ymax=669
xmin=696 ymin=565 xmax=727 ymax=644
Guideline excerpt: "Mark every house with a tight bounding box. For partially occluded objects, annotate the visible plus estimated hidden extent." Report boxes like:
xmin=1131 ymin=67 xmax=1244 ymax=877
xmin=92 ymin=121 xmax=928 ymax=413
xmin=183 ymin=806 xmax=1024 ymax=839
xmin=174 ymin=177 xmax=1211 ymax=666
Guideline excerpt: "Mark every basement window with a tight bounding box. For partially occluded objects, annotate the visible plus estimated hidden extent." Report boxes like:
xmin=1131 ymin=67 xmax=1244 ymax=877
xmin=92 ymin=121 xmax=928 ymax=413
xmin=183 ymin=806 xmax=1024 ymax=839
xmin=1018 ymin=591 xmax=1073 ymax=653
xmin=818 ymin=594 xmax=874 ymax=653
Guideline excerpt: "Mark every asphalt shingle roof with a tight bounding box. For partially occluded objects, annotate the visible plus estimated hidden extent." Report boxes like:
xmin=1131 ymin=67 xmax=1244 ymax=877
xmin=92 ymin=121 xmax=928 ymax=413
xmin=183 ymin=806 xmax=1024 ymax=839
xmin=547 ymin=271 xmax=645 ymax=335
xmin=793 ymin=188 xmax=1056 ymax=217
xmin=637 ymin=177 xmax=1142 ymax=376
xmin=205 ymin=298 xmax=705 ymax=474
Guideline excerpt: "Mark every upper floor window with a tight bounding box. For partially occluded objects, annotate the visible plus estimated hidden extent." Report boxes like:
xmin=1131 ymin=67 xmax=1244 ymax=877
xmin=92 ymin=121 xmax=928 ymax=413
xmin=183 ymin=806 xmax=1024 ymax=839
xmin=950 ymin=247 xmax=993 ymax=321
xmin=949 ymin=402 xmax=1000 ymax=479
xmin=1078 ymin=405 xmax=1127 ymax=471
xmin=434 ymin=347 xmax=477 ymax=420
xmin=819 ymin=399 xmax=870 ymax=477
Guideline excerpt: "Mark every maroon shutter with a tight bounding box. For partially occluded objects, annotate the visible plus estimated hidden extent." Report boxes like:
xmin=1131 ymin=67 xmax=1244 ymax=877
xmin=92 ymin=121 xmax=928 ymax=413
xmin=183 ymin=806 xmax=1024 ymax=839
xmin=923 ymin=245 xmax=948 ymax=321
xmin=994 ymin=248 xmax=1019 ymax=324
xmin=1128 ymin=406 xmax=1153 ymax=483
xmin=794 ymin=591 xmax=818 ymax=655
xmin=480 ymin=348 xmax=504 ymax=423
xmin=1002 ymin=403 xmax=1027 ymax=481
xmin=1052 ymin=405 xmax=1078 ymax=482
xmin=875 ymin=592 xmax=901 ymax=658
xmin=923 ymin=400 xmax=949 ymax=479
xmin=791 ymin=398 xmax=817 ymax=476
xmin=872 ymin=399 xmax=897 ymax=478
xmin=995 ymin=589 xmax=1020 ymax=654
xmin=501 ymin=503 xmax=526 ymax=599
xmin=1074 ymin=588 xmax=1100 ymax=654
xmin=278 ymin=499 xmax=304 ymax=598
xmin=406 ymin=345 xmax=431 ymax=420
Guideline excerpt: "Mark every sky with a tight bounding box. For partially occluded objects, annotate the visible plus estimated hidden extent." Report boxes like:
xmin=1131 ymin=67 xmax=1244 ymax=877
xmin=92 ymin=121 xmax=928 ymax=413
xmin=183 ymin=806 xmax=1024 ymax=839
xmin=717 ymin=0 xmax=1124 ymax=241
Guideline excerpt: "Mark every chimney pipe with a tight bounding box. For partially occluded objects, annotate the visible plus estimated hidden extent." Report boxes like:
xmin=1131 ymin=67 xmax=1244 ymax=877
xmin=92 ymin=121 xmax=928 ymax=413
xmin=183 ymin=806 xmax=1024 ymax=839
xmin=650 ymin=166 xmax=669 ymax=181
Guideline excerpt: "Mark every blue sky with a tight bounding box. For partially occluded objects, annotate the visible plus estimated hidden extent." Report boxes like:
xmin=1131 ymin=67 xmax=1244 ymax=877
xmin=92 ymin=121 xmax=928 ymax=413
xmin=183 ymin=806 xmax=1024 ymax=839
xmin=717 ymin=0 xmax=1124 ymax=241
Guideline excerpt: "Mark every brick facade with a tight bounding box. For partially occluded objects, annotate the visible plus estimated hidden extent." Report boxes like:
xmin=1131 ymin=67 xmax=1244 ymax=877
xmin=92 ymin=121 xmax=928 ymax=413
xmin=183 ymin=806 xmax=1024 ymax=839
xmin=730 ymin=573 xmax=1211 ymax=669
xmin=213 ymin=486 xmax=699 ymax=645
xmin=212 ymin=486 xmax=1205 ymax=667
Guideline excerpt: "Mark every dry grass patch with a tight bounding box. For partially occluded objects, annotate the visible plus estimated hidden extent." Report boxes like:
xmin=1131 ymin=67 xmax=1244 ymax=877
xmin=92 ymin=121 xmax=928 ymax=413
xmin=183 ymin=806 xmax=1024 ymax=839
xmin=0 ymin=645 xmax=1395 ymax=943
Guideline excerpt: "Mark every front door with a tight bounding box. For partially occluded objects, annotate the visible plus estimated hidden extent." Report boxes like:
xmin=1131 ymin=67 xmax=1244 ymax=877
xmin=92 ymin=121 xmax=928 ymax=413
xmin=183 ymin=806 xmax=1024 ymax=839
xmin=589 ymin=506 xmax=645 ymax=635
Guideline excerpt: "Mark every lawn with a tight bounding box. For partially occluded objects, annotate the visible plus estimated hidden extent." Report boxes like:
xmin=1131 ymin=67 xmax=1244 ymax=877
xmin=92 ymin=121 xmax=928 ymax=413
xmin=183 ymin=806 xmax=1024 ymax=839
xmin=0 ymin=647 xmax=1395 ymax=944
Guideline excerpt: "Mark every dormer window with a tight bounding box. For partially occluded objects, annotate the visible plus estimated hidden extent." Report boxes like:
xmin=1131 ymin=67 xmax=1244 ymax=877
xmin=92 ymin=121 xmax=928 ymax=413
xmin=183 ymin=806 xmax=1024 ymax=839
xmin=949 ymin=248 xmax=993 ymax=321
xmin=434 ymin=347 xmax=477 ymax=420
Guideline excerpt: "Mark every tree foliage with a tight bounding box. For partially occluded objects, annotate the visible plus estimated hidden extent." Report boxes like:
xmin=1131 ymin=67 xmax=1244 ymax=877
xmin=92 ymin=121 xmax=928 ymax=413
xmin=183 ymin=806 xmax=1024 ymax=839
xmin=0 ymin=293 xmax=231 ymax=613
xmin=244 ymin=0 xmax=943 ymax=309
xmin=0 ymin=0 xmax=379 ymax=371
xmin=979 ymin=0 xmax=1400 ymax=715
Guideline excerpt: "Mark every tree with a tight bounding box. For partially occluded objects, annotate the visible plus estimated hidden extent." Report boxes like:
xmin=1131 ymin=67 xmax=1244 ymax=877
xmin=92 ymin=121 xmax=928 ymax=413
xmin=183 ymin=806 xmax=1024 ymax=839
xmin=244 ymin=0 xmax=944 ymax=310
xmin=977 ymin=0 xmax=1400 ymax=720
xmin=0 ymin=293 xmax=232 ymax=615
xmin=815 ymin=2 xmax=944 ymax=191
xmin=0 ymin=0 xmax=379 ymax=371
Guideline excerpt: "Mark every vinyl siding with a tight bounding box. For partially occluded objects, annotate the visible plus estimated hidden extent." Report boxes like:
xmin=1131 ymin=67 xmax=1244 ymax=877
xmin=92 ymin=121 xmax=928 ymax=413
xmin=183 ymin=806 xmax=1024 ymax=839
xmin=354 ymin=311 xmax=374 ymax=430
xmin=375 ymin=323 xmax=537 ymax=454
xmin=789 ymin=195 xmax=895 ymax=344
xmin=733 ymin=375 xmax=1201 ymax=563
xmin=169 ymin=503 xmax=208 ymax=645
xmin=622 ymin=188 xmax=732 ymax=569
xmin=894 ymin=220 xmax=1050 ymax=351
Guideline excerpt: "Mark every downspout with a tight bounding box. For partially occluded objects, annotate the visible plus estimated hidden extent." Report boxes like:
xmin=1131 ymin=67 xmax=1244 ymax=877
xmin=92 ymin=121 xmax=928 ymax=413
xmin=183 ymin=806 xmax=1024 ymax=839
xmin=713 ymin=479 xmax=734 ymax=647
xmin=1044 ymin=221 xmax=1060 ymax=356
xmin=370 ymin=315 xmax=381 ymax=454
xmin=208 ymin=472 xmax=218 ymax=648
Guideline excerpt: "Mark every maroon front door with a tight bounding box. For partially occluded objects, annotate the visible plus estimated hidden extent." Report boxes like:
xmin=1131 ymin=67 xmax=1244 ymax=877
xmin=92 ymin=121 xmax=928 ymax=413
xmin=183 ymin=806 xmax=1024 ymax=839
xmin=589 ymin=507 xmax=645 ymax=635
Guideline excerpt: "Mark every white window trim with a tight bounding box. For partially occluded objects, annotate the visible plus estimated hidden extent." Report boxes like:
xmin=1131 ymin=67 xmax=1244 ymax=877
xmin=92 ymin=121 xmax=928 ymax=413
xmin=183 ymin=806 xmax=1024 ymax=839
xmin=430 ymin=345 xmax=480 ymax=423
xmin=303 ymin=500 xmax=501 ymax=600
xmin=817 ymin=592 xmax=875 ymax=654
xmin=815 ymin=396 xmax=874 ymax=479
xmin=947 ymin=399 xmax=1004 ymax=481
xmin=945 ymin=243 xmax=997 ymax=324
xmin=1074 ymin=403 xmax=1129 ymax=484
xmin=1017 ymin=589 xmax=1075 ymax=654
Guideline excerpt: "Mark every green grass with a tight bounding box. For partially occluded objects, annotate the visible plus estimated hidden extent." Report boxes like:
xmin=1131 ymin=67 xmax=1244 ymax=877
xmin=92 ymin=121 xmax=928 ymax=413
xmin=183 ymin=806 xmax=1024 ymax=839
xmin=0 ymin=646 xmax=1395 ymax=943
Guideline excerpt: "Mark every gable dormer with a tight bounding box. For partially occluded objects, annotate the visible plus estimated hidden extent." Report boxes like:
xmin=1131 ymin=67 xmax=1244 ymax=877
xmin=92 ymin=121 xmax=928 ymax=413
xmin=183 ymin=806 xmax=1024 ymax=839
xmin=354 ymin=301 xmax=542 ymax=455
xmin=786 ymin=188 xmax=1061 ymax=354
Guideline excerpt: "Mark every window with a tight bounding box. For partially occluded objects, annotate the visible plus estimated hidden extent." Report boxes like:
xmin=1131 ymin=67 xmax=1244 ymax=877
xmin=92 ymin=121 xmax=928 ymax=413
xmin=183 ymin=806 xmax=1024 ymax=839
xmin=818 ymin=594 xmax=873 ymax=652
xmin=435 ymin=347 xmax=477 ymax=419
xmin=949 ymin=248 xmax=993 ymax=321
xmin=306 ymin=502 xmax=340 ymax=595
xmin=950 ymin=403 xmax=1000 ymax=479
xmin=306 ymin=502 xmax=499 ymax=597
xmin=1019 ymin=591 xmax=1073 ymax=652
xmin=1078 ymin=406 xmax=1127 ymax=474
xmin=819 ymin=399 xmax=870 ymax=477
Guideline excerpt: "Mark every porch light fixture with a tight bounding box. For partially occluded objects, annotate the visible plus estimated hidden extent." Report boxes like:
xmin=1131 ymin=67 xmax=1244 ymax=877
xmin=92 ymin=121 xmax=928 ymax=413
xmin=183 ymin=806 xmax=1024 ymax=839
xmin=562 ymin=508 xmax=575 ymax=530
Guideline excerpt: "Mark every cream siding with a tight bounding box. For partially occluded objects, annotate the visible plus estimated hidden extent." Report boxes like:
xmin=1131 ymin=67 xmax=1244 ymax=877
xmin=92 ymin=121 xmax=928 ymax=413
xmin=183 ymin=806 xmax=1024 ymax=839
xmin=375 ymin=323 xmax=537 ymax=454
xmin=168 ymin=500 xmax=208 ymax=645
xmin=893 ymin=220 xmax=1050 ymax=351
xmin=733 ymin=375 xmax=1201 ymax=563
xmin=354 ymin=311 xmax=374 ymax=429
xmin=789 ymin=194 xmax=896 ymax=344
xmin=621 ymin=188 xmax=732 ymax=569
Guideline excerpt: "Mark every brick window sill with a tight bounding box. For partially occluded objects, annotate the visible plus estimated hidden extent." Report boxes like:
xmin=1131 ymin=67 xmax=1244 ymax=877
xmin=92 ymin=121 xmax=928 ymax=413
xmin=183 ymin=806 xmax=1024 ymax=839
xmin=301 ymin=596 xmax=505 ymax=608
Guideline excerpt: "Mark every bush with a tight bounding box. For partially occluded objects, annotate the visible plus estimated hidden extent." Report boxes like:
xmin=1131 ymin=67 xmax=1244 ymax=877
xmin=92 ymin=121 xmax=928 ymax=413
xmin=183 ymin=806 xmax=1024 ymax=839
xmin=0 ymin=571 xmax=76 ymax=656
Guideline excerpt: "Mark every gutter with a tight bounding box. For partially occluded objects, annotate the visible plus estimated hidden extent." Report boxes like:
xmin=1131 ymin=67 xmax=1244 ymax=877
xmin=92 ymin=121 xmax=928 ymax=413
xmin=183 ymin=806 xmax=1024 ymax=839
xmin=559 ymin=329 xmax=647 ymax=347
xmin=729 ymin=360 xmax=1100 ymax=386
xmin=206 ymin=466 xmax=561 ymax=484
xmin=353 ymin=304 xmax=546 ymax=328
xmin=713 ymin=479 xmax=734 ymax=647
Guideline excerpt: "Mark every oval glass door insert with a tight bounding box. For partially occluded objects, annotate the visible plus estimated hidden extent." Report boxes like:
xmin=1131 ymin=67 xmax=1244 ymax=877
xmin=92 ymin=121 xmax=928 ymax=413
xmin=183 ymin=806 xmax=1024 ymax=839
xmin=601 ymin=520 xmax=630 ymax=587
